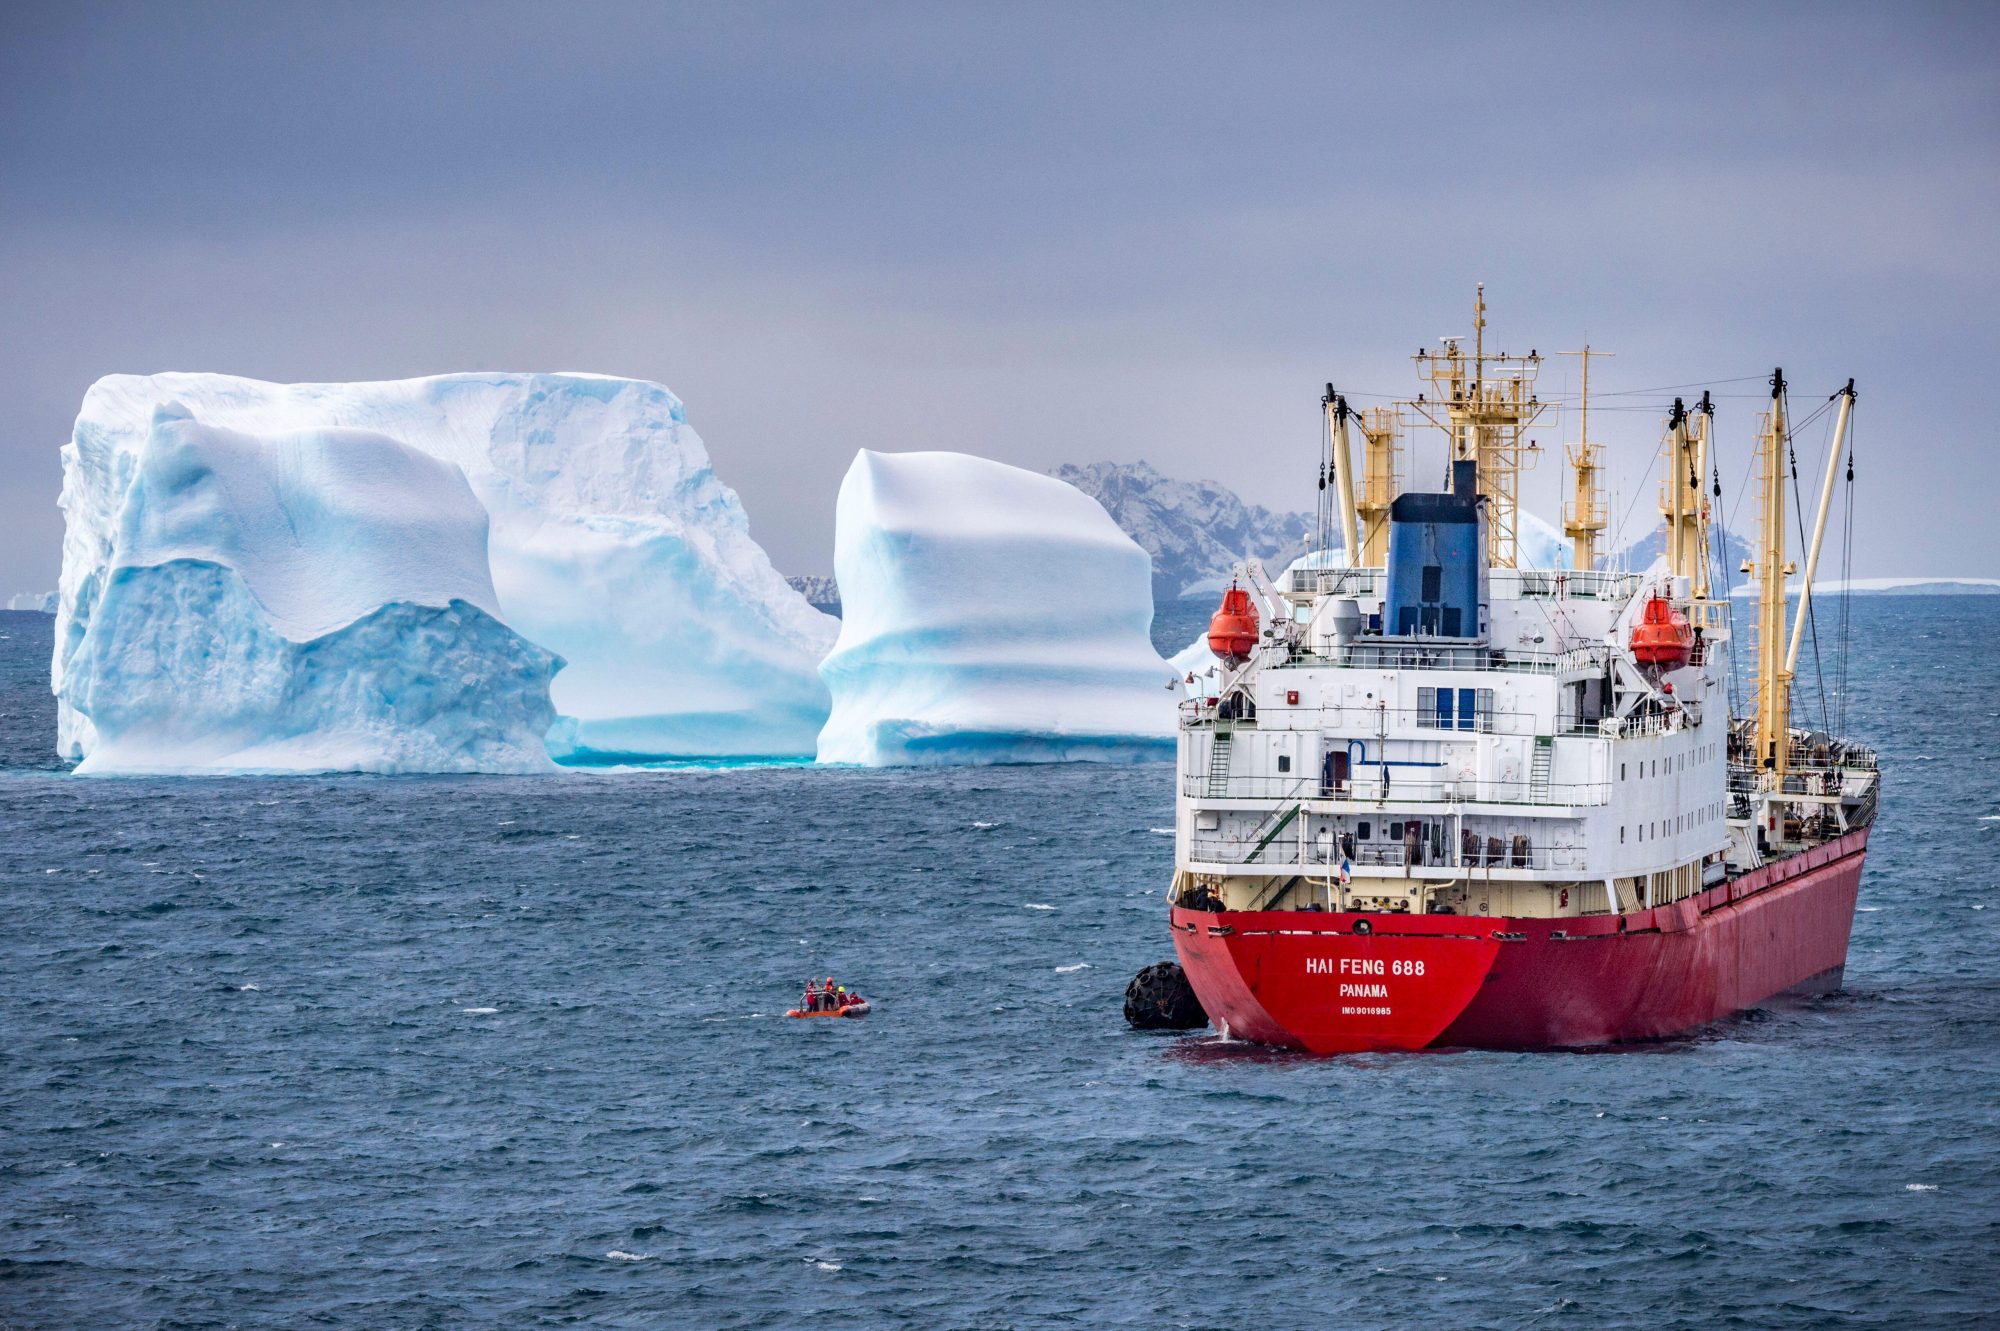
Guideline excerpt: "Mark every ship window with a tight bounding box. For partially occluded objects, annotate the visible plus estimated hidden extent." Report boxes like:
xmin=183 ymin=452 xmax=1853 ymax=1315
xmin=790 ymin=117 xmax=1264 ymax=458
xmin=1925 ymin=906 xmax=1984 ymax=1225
xmin=1457 ymin=688 xmax=1476 ymax=731
xmin=1278 ymin=754 xmax=1291 ymax=773
xmin=1358 ymin=821 xmax=1372 ymax=840
xmin=1621 ymin=763 xmax=1626 ymax=781
xmin=1421 ymin=565 xmax=1442 ymax=601
xmin=1417 ymin=686 xmax=1453 ymax=728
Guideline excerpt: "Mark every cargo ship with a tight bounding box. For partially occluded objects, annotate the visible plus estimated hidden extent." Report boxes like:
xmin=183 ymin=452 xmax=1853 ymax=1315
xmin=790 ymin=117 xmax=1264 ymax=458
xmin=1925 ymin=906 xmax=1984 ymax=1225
xmin=1166 ymin=290 xmax=1878 ymax=1052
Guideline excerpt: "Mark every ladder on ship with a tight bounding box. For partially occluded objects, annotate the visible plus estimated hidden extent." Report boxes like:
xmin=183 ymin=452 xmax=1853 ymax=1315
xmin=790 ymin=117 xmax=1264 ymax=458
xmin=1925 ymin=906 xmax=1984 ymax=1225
xmin=1243 ymin=804 xmax=1302 ymax=864
xmin=1529 ymin=735 xmax=1552 ymax=801
xmin=1206 ymin=731 xmax=1234 ymax=797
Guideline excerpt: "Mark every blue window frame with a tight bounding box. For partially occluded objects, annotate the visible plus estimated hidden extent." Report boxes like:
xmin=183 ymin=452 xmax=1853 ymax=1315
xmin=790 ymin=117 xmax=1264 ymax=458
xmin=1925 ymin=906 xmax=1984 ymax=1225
xmin=1457 ymin=687 xmax=1476 ymax=731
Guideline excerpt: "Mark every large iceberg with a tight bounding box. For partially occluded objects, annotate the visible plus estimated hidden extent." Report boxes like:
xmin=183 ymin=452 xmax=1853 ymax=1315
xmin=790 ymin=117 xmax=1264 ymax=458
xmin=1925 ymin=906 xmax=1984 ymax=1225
xmin=59 ymin=404 xmax=559 ymax=773
xmin=816 ymin=451 xmax=1180 ymax=765
xmin=59 ymin=373 xmax=837 ymax=768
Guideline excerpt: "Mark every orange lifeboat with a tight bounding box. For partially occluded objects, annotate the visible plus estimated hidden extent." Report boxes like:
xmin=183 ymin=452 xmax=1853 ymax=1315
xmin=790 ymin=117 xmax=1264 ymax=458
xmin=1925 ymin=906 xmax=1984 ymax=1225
xmin=1207 ymin=584 xmax=1260 ymax=665
xmin=1630 ymin=596 xmax=1693 ymax=669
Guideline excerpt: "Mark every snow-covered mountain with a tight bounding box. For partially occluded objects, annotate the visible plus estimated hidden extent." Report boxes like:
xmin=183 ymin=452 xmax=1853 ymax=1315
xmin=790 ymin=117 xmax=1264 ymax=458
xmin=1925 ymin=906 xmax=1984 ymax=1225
xmin=1051 ymin=461 xmax=1315 ymax=601
xmin=785 ymin=574 xmax=841 ymax=613
xmin=1614 ymin=523 xmax=1754 ymax=578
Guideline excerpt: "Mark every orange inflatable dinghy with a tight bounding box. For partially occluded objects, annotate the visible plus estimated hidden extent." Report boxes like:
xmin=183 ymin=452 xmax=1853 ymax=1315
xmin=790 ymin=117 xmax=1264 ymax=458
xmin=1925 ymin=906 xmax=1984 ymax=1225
xmin=787 ymin=1000 xmax=870 ymax=1019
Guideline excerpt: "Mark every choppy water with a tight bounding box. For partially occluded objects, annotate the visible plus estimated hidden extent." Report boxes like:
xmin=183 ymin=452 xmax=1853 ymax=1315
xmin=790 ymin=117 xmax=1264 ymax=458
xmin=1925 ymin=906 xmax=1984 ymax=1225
xmin=2 ymin=602 xmax=1997 ymax=1329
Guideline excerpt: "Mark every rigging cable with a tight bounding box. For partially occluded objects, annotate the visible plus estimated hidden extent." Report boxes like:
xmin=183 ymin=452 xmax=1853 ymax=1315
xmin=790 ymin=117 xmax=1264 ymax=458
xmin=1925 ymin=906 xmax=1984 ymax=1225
xmin=1316 ymin=388 xmax=1333 ymax=560
xmin=1784 ymin=387 xmax=1835 ymax=735
xmin=1710 ymin=437 xmax=1743 ymax=724
xmin=1838 ymin=410 xmax=1857 ymax=737
xmin=1721 ymin=425 xmax=1764 ymax=710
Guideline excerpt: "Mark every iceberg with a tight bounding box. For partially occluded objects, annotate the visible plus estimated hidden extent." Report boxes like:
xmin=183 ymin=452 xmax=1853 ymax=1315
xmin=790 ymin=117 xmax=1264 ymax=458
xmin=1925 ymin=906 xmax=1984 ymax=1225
xmin=1518 ymin=510 xmax=1575 ymax=571
xmin=58 ymin=405 xmax=559 ymax=773
xmin=59 ymin=373 xmax=837 ymax=766
xmin=6 ymin=591 xmax=56 ymax=613
xmin=816 ymin=450 xmax=1180 ymax=766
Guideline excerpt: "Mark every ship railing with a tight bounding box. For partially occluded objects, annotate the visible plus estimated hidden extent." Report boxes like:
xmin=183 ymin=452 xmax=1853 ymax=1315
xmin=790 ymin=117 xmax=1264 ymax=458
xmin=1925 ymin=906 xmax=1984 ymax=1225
xmin=1594 ymin=711 xmax=1693 ymax=740
xmin=1179 ymin=697 xmax=1259 ymax=729
xmin=1287 ymin=643 xmax=1566 ymax=675
xmin=1286 ymin=566 xmax=1381 ymax=597
xmin=1555 ymin=644 xmax=1612 ymax=674
xmin=1183 ymin=699 xmax=1553 ymax=737
xmin=1184 ymin=772 xmax=1612 ymax=807
xmin=1184 ymin=834 xmax=1589 ymax=872
xmin=1727 ymin=764 xmax=1870 ymax=798
xmin=1489 ymin=568 xmax=1642 ymax=602
xmin=1295 ymin=704 xmax=1547 ymax=737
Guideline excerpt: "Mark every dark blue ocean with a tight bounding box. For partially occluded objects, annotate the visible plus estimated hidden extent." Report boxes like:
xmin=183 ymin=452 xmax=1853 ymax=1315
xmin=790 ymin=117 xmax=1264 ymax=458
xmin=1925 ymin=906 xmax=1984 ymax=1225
xmin=2 ymin=601 xmax=1996 ymax=1330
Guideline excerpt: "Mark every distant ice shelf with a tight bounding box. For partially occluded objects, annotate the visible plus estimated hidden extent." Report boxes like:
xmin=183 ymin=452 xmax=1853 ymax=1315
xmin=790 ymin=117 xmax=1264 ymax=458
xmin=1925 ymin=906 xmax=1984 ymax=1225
xmin=6 ymin=590 xmax=56 ymax=613
xmin=816 ymin=450 xmax=1180 ymax=766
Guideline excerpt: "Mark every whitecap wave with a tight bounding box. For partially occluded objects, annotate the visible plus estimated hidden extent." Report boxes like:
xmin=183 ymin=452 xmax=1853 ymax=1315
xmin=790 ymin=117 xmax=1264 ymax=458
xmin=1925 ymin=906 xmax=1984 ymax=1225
xmin=462 ymin=1006 xmax=499 ymax=1014
xmin=1023 ymin=903 xmax=1056 ymax=911
xmin=1054 ymin=963 xmax=1091 ymax=973
xmin=607 ymin=1249 xmax=649 ymax=1261
xmin=1148 ymin=827 xmax=1174 ymax=835
xmin=1905 ymin=1183 xmax=1939 ymax=1192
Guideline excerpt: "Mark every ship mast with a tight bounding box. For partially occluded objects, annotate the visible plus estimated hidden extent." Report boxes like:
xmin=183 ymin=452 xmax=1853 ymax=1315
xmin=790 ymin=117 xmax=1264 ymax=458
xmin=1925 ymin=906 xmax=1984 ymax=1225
xmin=1355 ymin=406 xmax=1401 ymax=565
xmin=1559 ymin=346 xmax=1611 ymax=571
xmin=1750 ymin=371 xmax=1794 ymax=777
xmin=1691 ymin=392 xmax=1715 ymax=599
xmin=1411 ymin=285 xmax=1547 ymax=568
xmin=1661 ymin=394 xmax=1706 ymax=587
xmin=1322 ymin=387 xmax=1362 ymax=560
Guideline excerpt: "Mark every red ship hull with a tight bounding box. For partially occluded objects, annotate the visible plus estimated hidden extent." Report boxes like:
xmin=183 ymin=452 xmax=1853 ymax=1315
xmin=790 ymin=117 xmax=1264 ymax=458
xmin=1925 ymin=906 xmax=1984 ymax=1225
xmin=1171 ymin=829 xmax=1868 ymax=1053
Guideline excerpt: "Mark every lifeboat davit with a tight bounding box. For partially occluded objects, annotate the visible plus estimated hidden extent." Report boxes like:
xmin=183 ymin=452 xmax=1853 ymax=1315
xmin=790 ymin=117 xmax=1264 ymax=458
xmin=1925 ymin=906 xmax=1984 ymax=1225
xmin=1208 ymin=584 xmax=1260 ymax=665
xmin=1630 ymin=596 xmax=1693 ymax=669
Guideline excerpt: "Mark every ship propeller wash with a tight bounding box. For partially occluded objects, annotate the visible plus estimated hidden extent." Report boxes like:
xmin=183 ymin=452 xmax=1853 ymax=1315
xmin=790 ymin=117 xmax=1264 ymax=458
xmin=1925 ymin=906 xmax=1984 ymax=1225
xmin=1168 ymin=291 xmax=1878 ymax=1052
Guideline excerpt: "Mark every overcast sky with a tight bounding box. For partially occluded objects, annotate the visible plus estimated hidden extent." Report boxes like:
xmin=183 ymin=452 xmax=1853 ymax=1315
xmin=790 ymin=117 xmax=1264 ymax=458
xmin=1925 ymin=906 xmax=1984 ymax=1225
xmin=3 ymin=1 xmax=1995 ymax=588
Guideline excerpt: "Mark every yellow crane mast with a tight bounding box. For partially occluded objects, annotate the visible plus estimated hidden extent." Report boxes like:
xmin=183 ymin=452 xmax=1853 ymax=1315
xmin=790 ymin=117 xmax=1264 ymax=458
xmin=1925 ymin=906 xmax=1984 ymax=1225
xmin=1356 ymin=406 xmax=1401 ymax=566
xmin=1748 ymin=371 xmax=1795 ymax=778
xmin=1558 ymin=346 xmax=1610 ymax=572
xmin=1745 ymin=372 xmax=1856 ymax=784
xmin=1661 ymin=395 xmax=1707 ymax=587
xmin=1410 ymin=285 xmax=1547 ymax=569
